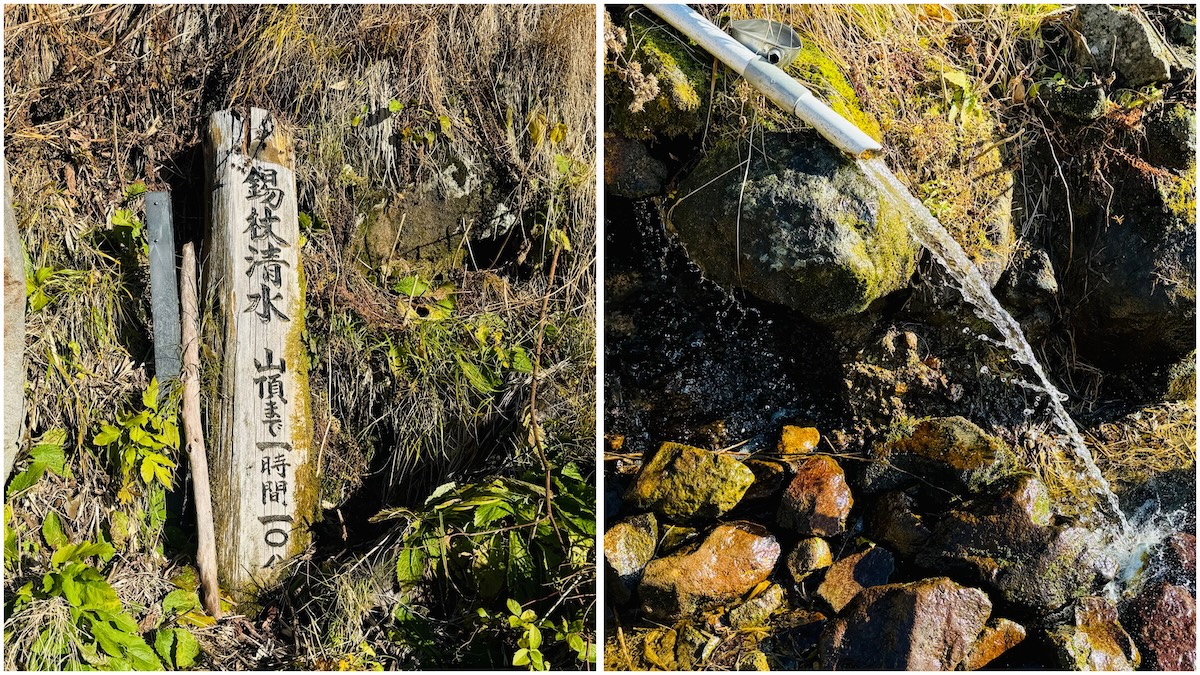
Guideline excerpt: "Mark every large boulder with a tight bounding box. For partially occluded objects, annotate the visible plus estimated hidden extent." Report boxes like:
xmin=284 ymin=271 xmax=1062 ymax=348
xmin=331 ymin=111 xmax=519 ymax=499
xmin=626 ymin=442 xmax=755 ymax=523
xmin=1046 ymin=597 xmax=1141 ymax=670
xmin=819 ymin=577 xmax=992 ymax=670
xmin=639 ymin=521 xmax=781 ymax=620
xmin=917 ymin=476 xmax=1117 ymax=615
xmin=776 ymin=455 xmax=853 ymax=537
xmin=1120 ymin=582 xmax=1196 ymax=671
xmin=1079 ymin=4 xmax=1176 ymax=87
xmin=671 ymin=131 xmax=918 ymax=321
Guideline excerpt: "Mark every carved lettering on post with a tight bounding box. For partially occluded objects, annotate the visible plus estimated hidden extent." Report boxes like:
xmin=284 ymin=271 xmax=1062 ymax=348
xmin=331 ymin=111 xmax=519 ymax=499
xmin=204 ymin=109 xmax=315 ymax=595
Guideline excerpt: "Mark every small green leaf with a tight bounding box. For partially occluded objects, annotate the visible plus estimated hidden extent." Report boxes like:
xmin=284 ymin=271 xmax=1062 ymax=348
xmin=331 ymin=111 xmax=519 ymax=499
xmin=388 ymin=99 xmax=404 ymax=114
xmin=124 ymin=181 xmax=148 ymax=201
xmin=142 ymin=378 xmax=159 ymax=410
xmin=51 ymin=540 xmax=115 ymax=566
xmin=155 ymin=627 xmax=200 ymax=669
xmin=549 ymin=122 xmax=567 ymax=144
xmin=457 ymin=356 xmax=498 ymax=393
xmin=507 ymin=598 xmax=522 ymax=616
xmin=93 ymin=424 xmax=122 ymax=446
xmin=392 ymin=275 xmax=430 ymax=297
xmin=42 ymin=512 xmax=68 ymax=549
xmin=508 ymin=347 xmax=533 ymax=374
xmin=438 ymin=115 xmax=453 ymax=138
xmin=512 ymin=648 xmax=531 ymax=667
xmin=527 ymin=625 xmax=542 ymax=650
xmin=6 ymin=463 xmax=47 ymax=496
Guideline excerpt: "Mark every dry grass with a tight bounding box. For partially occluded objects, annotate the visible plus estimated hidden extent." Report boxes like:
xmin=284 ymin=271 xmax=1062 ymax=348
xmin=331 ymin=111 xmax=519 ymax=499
xmin=5 ymin=4 xmax=594 ymax=669
xmin=1086 ymin=401 xmax=1196 ymax=488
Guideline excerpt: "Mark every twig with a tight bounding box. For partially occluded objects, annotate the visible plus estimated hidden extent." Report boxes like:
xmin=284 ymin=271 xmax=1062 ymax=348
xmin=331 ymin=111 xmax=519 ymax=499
xmin=529 ymin=244 xmax=564 ymax=545
xmin=180 ymin=242 xmax=222 ymax=619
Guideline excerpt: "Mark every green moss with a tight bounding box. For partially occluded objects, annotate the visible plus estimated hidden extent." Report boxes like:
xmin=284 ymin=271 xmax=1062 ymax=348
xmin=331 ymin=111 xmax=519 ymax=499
xmin=609 ymin=16 xmax=710 ymax=140
xmin=788 ymin=42 xmax=881 ymax=142
xmin=1160 ymin=162 xmax=1196 ymax=225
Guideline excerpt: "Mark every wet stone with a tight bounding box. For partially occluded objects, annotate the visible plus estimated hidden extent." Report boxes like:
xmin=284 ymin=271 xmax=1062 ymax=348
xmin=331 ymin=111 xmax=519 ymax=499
xmin=1121 ymin=582 xmax=1196 ymax=671
xmin=867 ymin=491 xmax=932 ymax=557
xmin=917 ymin=476 xmax=1115 ymax=615
xmin=959 ymin=617 xmax=1026 ymax=671
xmin=779 ymin=425 xmax=820 ymax=456
xmin=777 ymin=455 xmax=853 ymax=537
xmin=786 ymin=537 xmax=833 ymax=583
xmin=862 ymin=416 xmax=1016 ymax=496
xmin=1046 ymin=596 xmax=1141 ymax=671
xmin=604 ymin=513 xmax=659 ymax=604
xmin=727 ymin=583 xmax=785 ymax=629
xmin=820 ymin=577 xmax=992 ymax=670
xmin=742 ymin=458 xmax=787 ymax=502
xmin=639 ymin=521 xmax=781 ymax=620
xmin=626 ymin=442 xmax=755 ymax=523
xmin=816 ymin=546 xmax=895 ymax=613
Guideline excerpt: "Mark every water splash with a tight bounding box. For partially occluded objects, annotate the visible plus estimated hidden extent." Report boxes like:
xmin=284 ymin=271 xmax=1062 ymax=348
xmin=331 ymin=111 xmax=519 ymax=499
xmin=858 ymin=156 xmax=1128 ymax=532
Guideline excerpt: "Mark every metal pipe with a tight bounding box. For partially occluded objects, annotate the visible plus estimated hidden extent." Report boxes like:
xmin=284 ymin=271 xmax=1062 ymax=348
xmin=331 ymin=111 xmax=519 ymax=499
xmin=644 ymin=3 xmax=883 ymax=158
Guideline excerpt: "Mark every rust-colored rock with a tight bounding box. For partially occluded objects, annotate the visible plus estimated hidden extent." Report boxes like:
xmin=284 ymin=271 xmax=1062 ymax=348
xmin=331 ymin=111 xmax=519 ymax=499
xmin=1047 ymin=597 xmax=1140 ymax=671
xmin=1122 ymin=583 xmax=1195 ymax=671
xmin=816 ymin=546 xmax=895 ymax=613
xmin=820 ymin=577 xmax=992 ymax=670
xmin=779 ymin=425 xmax=820 ymax=455
xmin=639 ymin=521 xmax=781 ymax=620
xmin=777 ymin=455 xmax=853 ymax=537
xmin=604 ymin=513 xmax=658 ymax=604
xmin=959 ymin=618 xmax=1026 ymax=670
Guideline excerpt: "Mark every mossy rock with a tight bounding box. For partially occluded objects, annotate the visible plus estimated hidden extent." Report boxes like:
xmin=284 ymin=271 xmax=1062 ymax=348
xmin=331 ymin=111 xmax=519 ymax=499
xmin=608 ymin=14 xmax=709 ymax=140
xmin=626 ymin=442 xmax=755 ymax=523
xmin=862 ymin=416 xmax=1021 ymax=496
xmin=787 ymin=42 xmax=881 ymax=143
xmin=671 ymin=130 xmax=917 ymax=322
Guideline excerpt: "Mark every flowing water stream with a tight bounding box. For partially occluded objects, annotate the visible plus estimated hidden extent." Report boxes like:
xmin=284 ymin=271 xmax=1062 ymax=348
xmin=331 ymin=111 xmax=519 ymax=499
xmin=858 ymin=156 xmax=1130 ymax=533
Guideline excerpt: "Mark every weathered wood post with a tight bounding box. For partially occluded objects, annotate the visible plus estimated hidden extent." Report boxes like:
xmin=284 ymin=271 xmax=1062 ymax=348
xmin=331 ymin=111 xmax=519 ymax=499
xmin=146 ymin=191 xmax=181 ymax=386
xmin=204 ymin=108 xmax=316 ymax=596
xmin=4 ymin=162 xmax=25 ymax=481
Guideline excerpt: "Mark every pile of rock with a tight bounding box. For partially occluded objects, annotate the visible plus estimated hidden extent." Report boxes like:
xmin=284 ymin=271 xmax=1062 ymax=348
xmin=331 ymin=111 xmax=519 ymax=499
xmin=605 ymin=420 xmax=1196 ymax=670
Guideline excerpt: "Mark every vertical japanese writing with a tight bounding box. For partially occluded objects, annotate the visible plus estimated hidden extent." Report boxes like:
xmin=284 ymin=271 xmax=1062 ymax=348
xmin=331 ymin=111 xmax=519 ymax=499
xmin=242 ymin=162 xmax=294 ymax=566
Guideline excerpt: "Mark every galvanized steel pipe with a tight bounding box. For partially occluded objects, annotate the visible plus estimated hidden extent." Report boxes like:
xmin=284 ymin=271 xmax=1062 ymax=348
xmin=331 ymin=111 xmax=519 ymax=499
xmin=644 ymin=3 xmax=883 ymax=158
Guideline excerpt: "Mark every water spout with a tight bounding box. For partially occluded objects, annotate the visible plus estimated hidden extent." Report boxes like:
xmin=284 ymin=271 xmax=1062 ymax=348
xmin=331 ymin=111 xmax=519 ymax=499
xmin=859 ymin=156 xmax=1128 ymax=532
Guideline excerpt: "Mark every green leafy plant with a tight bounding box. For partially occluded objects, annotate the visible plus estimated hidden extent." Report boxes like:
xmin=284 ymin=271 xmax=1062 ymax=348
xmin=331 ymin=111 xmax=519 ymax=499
xmin=7 ymin=428 xmax=69 ymax=497
xmin=91 ymin=378 xmax=180 ymax=505
xmin=376 ymin=463 xmax=595 ymax=669
xmin=393 ymin=275 xmax=456 ymax=321
xmin=7 ymin=526 xmax=162 ymax=671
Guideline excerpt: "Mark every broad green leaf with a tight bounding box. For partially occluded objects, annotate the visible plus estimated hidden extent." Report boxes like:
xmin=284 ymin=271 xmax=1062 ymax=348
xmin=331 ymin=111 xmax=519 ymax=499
xmin=508 ymin=347 xmax=533 ymax=374
xmin=532 ymin=649 xmax=547 ymax=671
xmin=162 ymin=589 xmax=201 ymax=615
xmin=512 ymin=648 xmax=531 ymax=667
xmin=473 ymin=501 xmax=512 ymax=528
xmin=395 ymin=547 xmax=426 ymax=585
xmin=527 ymin=624 xmax=542 ymax=650
xmin=554 ymin=154 xmax=572 ymax=176
xmin=59 ymin=572 xmax=83 ymax=606
xmin=90 ymin=616 xmax=126 ymax=658
xmin=567 ymin=633 xmax=584 ymax=654
xmin=80 ymin=578 xmax=123 ymax=612
xmin=141 ymin=457 xmax=155 ymax=484
xmin=126 ymin=640 xmax=164 ymax=671
xmin=6 ymin=463 xmax=46 ymax=496
xmin=28 ymin=287 xmax=50 ymax=312
xmin=124 ymin=181 xmax=148 ymax=201
xmin=155 ymin=627 xmax=199 ymax=669
xmin=941 ymin=68 xmax=970 ymax=90
xmin=93 ymin=424 xmax=122 ymax=446
xmin=393 ymin=275 xmax=429 ymax=297
xmin=52 ymin=540 xmax=115 ymax=566
xmin=506 ymin=598 xmax=522 ymax=617
xmin=457 ymin=356 xmax=498 ymax=393
xmin=42 ymin=511 xmax=69 ymax=549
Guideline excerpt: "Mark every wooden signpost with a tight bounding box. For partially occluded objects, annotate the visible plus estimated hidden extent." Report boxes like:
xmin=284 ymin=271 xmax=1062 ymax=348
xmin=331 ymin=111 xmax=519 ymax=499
xmin=204 ymin=108 xmax=316 ymax=595
xmin=4 ymin=162 xmax=24 ymax=480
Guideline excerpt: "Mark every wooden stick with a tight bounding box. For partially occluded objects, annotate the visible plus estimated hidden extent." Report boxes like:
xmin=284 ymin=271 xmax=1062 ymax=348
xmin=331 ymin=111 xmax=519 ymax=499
xmin=180 ymin=241 xmax=221 ymax=619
